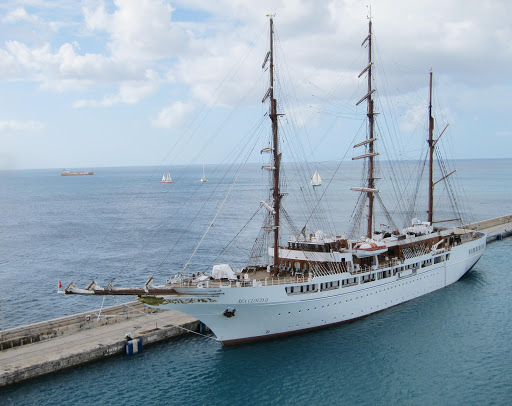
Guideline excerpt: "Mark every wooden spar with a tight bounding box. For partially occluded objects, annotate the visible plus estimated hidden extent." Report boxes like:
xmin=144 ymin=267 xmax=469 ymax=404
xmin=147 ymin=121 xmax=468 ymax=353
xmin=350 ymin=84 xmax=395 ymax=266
xmin=353 ymin=138 xmax=378 ymax=148
xmin=262 ymin=87 xmax=272 ymax=103
xmin=434 ymin=123 xmax=449 ymax=146
xmin=351 ymin=187 xmax=380 ymax=193
xmin=358 ymin=62 xmax=372 ymax=78
xmin=268 ymin=16 xmax=281 ymax=276
xmin=433 ymin=169 xmax=457 ymax=186
xmin=262 ymin=51 xmax=270 ymax=68
xmin=428 ymin=71 xmax=434 ymax=223
xmin=356 ymin=89 xmax=376 ymax=106
xmin=431 ymin=217 xmax=461 ymax=224
xmin=352 ymin=152 xmax=379 ymax=160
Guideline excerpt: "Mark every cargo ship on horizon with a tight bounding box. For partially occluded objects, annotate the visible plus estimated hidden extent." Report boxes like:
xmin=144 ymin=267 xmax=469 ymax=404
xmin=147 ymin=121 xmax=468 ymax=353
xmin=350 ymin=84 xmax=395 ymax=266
xmin=61 ymin=169 xmax=94 ymax=176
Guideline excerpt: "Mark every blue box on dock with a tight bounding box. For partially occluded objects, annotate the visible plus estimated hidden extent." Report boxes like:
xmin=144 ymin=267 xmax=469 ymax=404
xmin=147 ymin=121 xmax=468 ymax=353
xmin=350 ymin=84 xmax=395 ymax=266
xmin=126 ymin=338 xmax=142 ymax=355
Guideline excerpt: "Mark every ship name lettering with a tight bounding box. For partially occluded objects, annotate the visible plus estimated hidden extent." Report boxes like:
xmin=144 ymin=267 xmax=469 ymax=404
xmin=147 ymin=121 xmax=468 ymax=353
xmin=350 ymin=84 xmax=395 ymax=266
xmin=237 ymin=298 xmax=268 ymax=304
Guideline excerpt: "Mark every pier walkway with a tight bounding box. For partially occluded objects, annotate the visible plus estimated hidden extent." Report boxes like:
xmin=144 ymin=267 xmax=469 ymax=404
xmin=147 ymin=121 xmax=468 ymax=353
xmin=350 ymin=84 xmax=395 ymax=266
xmin=465 ymin=214 xmax=512 ymax=242
xmin=0 ymin=303 xmax=199 ymax=387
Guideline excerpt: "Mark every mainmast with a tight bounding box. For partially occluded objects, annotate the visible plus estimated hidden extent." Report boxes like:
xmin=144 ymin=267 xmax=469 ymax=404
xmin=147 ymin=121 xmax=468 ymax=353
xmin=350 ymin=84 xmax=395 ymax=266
xmin=262 ymin=16 xmax=281 ymax=274
xmin=353 ymin=20 xmax=379 ymax=238
xmin=428 ymin=71 xmax=434 ymax=223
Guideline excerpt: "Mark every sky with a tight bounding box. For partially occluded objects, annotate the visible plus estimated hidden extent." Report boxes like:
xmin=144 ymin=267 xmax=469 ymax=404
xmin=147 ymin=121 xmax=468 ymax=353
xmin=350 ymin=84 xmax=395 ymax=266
xmin=0 ymin=0 xmax=511 ymax=170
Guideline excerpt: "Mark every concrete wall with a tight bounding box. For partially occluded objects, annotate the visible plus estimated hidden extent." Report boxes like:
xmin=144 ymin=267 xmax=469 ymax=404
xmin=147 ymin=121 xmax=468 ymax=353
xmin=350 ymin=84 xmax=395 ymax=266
xmin=466 ymin=214 xmax=512 ymax=231
xmin=0 ymin=319 xmax=200 ymax=386
xmin=0 ymin=301 xmax=156 ymax=351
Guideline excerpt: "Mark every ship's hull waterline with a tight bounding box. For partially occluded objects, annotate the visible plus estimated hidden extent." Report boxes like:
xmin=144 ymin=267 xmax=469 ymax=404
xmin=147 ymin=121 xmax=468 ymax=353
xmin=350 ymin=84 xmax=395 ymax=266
xmin=142 ymin=237 xmax=485 ymax=345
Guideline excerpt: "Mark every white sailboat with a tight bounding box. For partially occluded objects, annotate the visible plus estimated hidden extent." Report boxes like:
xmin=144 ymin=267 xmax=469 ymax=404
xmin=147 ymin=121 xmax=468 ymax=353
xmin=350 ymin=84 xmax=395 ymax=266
xmin=161 ymin=172 xmax=173 ymax=183
xmin=311 ymin=170 xmax=322 ymax=186
xmin=66 ymin=17 xmax=486 ymax=346
xmin=200 ymin=164 xmax=208 ymax=182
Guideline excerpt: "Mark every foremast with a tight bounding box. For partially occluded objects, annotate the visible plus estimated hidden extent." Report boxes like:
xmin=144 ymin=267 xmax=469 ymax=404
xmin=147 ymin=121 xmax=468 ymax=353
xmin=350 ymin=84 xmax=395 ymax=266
xmin=353 ymin=20 xmax=379 ymax=238
xmin=262 ymin=16 xmax=282 ymax=275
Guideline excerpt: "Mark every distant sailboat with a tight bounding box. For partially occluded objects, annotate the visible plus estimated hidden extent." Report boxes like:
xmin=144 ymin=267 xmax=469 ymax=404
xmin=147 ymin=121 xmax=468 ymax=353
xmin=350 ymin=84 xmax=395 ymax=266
xmin=311 ymin=170 xmax=322 ymax=186
xmin=200 ymin=164 xmax=208 ymax=182
xmin=161 ymin=173 xmax=173 ymax=183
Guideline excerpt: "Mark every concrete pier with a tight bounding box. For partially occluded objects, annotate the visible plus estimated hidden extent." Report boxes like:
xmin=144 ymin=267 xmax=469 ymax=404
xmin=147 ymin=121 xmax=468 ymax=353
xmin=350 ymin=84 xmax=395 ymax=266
xmin=465 ymin=214 xmax=512 ymax=242
xmin=0 ymin=302 xmax=200 ymax=387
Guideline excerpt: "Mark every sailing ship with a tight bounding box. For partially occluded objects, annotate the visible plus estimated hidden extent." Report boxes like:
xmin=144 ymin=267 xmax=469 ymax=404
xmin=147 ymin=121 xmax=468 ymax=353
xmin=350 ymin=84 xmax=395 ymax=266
xmin=161 ymin=173 xmax=173 ymax=183
xmin=61 ymin=169 xmax=94 ymax=176
xmin=311 ymin=170 xmax=322 ymax=186
xmin=200 ymin=164 xmax=208 ymax=182
xmin=65 ymin=18 xmax=486 ymax=346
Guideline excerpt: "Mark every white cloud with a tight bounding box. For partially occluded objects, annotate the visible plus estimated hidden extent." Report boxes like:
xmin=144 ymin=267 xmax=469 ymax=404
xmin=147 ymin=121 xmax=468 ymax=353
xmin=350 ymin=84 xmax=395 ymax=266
xmin=82 ymin=0 xmax=110 ymax=31
xmin=399 ymin=105 xmax=427 ymax=133
xmin=2 ymin=7 xmax=40 ymax=24
xmin=73 ymin=69 xmax=161 ymax=107
xmin=4 ymin=40 xmax=115 ymax=83
xmin=83 ymin=0 xmax=192 ymax=62
xmin=151 ymin=101 xmax=194 ymax=128
xmin=0 ymin=48 xmax=19 ymax=76
xmin=2 ymin=0 xmax=512 ymax=95
xmin=1 ymin=0 xmax=512 ymax=168
xmin=0 ymin=120 xmax=44 ymax=133
xmin=0 ymin=1 xmax=195 ymax=97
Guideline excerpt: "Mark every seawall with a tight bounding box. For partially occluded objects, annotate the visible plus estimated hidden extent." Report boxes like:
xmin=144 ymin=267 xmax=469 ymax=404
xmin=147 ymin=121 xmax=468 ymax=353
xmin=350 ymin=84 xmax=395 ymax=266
xmin=0 ymin=302 xmax=200 ymax=387
xmin=465 ymin=214 xmax=512 ymax=241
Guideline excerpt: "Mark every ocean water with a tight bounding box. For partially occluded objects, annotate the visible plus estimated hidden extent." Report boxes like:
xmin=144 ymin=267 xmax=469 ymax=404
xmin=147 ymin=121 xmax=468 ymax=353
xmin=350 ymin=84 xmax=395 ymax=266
xmin=0 ymin=160 xmax=511 ymax=405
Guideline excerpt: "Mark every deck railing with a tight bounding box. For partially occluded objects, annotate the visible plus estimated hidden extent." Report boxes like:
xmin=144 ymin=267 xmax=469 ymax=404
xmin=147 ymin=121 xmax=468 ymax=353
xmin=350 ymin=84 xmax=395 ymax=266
xmin=168 ymin=246 xmax=452 ymax=289
xmin=170 ymin=273 xmax=314 ymax=289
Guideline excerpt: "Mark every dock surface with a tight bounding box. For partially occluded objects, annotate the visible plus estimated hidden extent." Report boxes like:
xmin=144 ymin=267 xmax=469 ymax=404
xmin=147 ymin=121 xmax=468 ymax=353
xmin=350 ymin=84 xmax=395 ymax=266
xmin=0 ymin=303 xmax=199 ymax=387
xmin=465 ymin=214 xmax=512 ymax=241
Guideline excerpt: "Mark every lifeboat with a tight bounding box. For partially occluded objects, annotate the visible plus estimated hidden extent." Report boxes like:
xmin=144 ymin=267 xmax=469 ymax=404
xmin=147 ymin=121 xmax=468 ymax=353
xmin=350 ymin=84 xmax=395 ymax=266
xmin=355 ymin=239 xmax=387 ymax=258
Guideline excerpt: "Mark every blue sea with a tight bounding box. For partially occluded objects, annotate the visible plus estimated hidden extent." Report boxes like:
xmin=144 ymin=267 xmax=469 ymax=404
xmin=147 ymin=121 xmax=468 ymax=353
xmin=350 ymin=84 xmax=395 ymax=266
xmin=0 ymin=160 xmax=511 ymax=405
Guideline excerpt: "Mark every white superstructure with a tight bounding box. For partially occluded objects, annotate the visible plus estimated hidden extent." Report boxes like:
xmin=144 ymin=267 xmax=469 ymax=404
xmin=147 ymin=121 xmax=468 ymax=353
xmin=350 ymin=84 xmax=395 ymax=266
xmin=136 ymin=226 xmax=485 ymax=345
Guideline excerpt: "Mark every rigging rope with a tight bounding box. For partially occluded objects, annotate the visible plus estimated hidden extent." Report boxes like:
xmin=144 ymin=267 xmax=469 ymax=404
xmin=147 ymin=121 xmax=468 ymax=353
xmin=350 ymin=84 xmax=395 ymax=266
xmin=183 ymin=133 xmax=261 ymax=271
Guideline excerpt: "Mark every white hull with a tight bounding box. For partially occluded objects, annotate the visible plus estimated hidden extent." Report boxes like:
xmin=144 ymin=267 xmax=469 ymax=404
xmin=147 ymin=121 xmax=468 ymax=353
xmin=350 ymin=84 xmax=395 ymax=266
xmin=151 ymin=236 xmax=485 ymax=345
